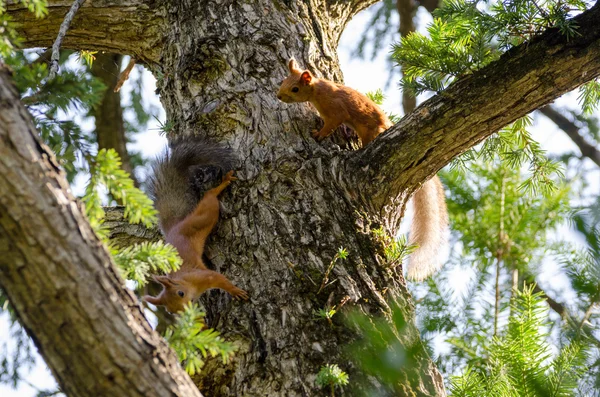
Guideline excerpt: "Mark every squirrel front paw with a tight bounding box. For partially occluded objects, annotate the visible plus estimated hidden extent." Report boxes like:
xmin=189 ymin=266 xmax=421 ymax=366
xmin=223 ymin=170 xmax=237 ymax=183
xmin=230 ymin=286 xmax=249 ymax=301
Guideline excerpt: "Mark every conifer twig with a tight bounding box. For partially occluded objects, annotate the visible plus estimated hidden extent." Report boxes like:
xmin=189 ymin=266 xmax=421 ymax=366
xmin=578 ymin=301 xmax=597 ymax=333
xmin=114 ymin=58 xmax=136 ymax=92
xmin=49 ymin=0 xmax=87 ymax=79
xmin=539 ymin=105 xmax=600 ymax=168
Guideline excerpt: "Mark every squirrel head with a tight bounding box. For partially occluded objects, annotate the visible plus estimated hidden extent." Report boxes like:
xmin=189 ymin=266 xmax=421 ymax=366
xmin=277 ymin=59 xmax=314 ymax=103
xmin=143 ymin=275 xmax=196 ymax=314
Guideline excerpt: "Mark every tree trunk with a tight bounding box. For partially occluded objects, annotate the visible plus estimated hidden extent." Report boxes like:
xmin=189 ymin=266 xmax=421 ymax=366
xmin=0 ymin=65 xmax=202 ymax=397
xmin=90 ymin=52 xmax=138 ymax=184
xmin=3 ymin=1 xmax=600 ymax=396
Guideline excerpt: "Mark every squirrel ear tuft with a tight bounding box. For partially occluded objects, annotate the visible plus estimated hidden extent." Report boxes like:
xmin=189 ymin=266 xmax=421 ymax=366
xmin=143 ymin=295 xmax=164 ymax=306
xmin=288 ymin=59 xmax=300 ymax=73
xmin=300 ymin=71 xmax=312 ymax=85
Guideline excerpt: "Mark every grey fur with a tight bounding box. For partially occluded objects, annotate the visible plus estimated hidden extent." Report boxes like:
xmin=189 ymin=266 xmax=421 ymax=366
xmin=148 ymin=137 xmax=234 ymax=232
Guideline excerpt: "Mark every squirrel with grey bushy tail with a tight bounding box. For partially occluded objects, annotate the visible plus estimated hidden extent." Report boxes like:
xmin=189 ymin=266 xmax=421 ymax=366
xmin=277 ymin=59 xmax=448 ymax=280
xmin=143 ymin=137 xmax=248 ymax=313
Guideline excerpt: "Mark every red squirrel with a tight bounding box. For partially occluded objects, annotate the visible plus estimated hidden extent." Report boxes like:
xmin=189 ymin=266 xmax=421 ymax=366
xmin=277 ymin=59 xmax=393 ymax=144
xmin=143 ymin=138 xmax=248 ymax=313
xmin=277 ymin=59 xmax=448 ymax=281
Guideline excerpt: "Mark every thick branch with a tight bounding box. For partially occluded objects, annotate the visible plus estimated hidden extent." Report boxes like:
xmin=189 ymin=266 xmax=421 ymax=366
xmin=104 ymin=206 xmax=161 ymax=247
xmin=6 ymin=0 xmax=164 ymax=64
xmin=539 ymin=105 xmax=600 ymax=167
xmin=0 ymin=65 xmax=201 ymax=397
xmin=346 ymin=3 xmax=600 ymax=213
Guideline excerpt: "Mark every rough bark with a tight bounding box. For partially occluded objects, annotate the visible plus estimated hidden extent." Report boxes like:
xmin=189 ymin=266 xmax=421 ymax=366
xmin=0 ymin=66 xmax=202 ymax=397
xmin=90 ymin=53 xmax=138 ymax=183
xmin=153 ymin=0 xmax=444 ymax=395
xmin=3 ymin=1 xmax=600 ymax=397
xmin=6 ymin=0 xmax=165 ymax=64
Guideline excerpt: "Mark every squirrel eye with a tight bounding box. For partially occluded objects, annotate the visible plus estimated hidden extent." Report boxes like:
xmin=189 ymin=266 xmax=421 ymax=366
xmin=291 ymin=87 xmax=299 ymax=93
xmin=177 ymin=290 xmax=185 ymax=298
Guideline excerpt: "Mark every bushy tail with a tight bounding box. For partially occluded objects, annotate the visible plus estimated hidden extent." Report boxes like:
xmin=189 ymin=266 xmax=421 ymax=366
xmin=406 ymin=175 xmax=449 ymax=281
xmin=148 ymin=137 xmax=234 ymax=232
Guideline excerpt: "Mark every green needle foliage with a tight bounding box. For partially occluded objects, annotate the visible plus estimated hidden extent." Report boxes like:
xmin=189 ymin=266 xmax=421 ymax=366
xmin=113 ymin=242 xmax=181 ymax=287
xmin=345 ymin=300 xmax=427 ymax=396
xmin=449 ymin=286 xmax=588 ymax=397
xmin=0 ymin=0 xmax=47 ymax=56
xmin=3 ymin=51 xmax=105 ymax=180
xmin=164 ymin=304 xmax=237 ymax=376
xmin=393 ymin=0 xmax=589 ymax=97
xmin=84 ymin=148 xmax=157 ymax=230
xmin=579 ymin=80 xmax=600 ymax=115
xmin=315 ymin=364 xmax=349 ymax=397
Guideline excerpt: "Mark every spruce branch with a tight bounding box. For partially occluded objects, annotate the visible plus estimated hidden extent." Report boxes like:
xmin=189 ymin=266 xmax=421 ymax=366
xmin=345 ymin=3 xmax=600 ymax=216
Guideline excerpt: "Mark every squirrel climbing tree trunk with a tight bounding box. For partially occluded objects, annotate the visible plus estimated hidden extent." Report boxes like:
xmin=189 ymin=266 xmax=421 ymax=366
xmin=2 ymin=1 xmax=600 ymax=397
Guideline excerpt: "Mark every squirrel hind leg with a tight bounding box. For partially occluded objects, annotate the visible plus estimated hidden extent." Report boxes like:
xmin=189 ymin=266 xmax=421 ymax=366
xmin=355 ymin=126 xmax=379 ymax=146
xmin=189 ymin=164 xmax=226 ymax=198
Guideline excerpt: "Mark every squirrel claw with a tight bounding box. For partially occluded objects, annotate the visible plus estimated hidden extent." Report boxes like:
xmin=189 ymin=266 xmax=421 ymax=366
xmin=232 ymin=287 xmax=249 ymax=301
xmin=223 ymin=170 xmax=237 ymax=183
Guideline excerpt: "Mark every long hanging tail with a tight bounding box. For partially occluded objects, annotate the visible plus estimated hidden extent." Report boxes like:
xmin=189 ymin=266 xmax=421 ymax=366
xmin=148 ymin=137 xmax=234 ymax=233
xmin=406 ymin=175 xmax=449 ymax=281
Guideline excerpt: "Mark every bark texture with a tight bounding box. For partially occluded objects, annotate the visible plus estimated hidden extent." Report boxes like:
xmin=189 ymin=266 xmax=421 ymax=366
xmin=0 ymin=66 xmax=202 ymax=397
xmin=6 ymin=0 xmax=165 ymax=64
xmin=3 ymin=1 xmax=600 ymax=397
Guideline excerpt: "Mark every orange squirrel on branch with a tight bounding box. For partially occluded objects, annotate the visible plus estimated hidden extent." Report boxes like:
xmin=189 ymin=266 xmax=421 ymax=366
xmin=144 ymin=138 xmax=248 ymax=313
xmin=277 ymin=59 xmax=393 ymax=145
xmin=277 ymin=59 xmax=448 ymax=280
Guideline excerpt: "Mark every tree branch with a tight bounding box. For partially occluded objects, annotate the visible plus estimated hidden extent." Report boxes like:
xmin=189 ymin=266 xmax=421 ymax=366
xmin=539 ymin=105 xmax=600 ymax=167
xmin=6 ymin=0 xmax=165 ymax=64
xmin=397 ymin=0 xmax=418 ymax=113
xmin=48 ymin=0 xmax=87 ymax=78
xmin=0 ymin=65 xmax=201 ymax=397
xmin=344 ymin=3 xmax=600 ymax=216
xmin=104 ymin=206 xmax=162 ymax=247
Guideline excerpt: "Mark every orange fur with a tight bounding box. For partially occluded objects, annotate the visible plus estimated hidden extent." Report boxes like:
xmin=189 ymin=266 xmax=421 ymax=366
xmin=144 ymin=171 xmax=248 ymax=313
xmin=277 ymin=59 xmax=448 ymax=280
xmin=406 ymin=175 xmax=449 ymax=281
xmin=277 ymin=59 xmax=393 ymax=145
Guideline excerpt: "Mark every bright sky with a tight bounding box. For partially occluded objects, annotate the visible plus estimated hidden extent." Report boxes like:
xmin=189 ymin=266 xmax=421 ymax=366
xmin=1 ymin=5 xmax=599 ymax=396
